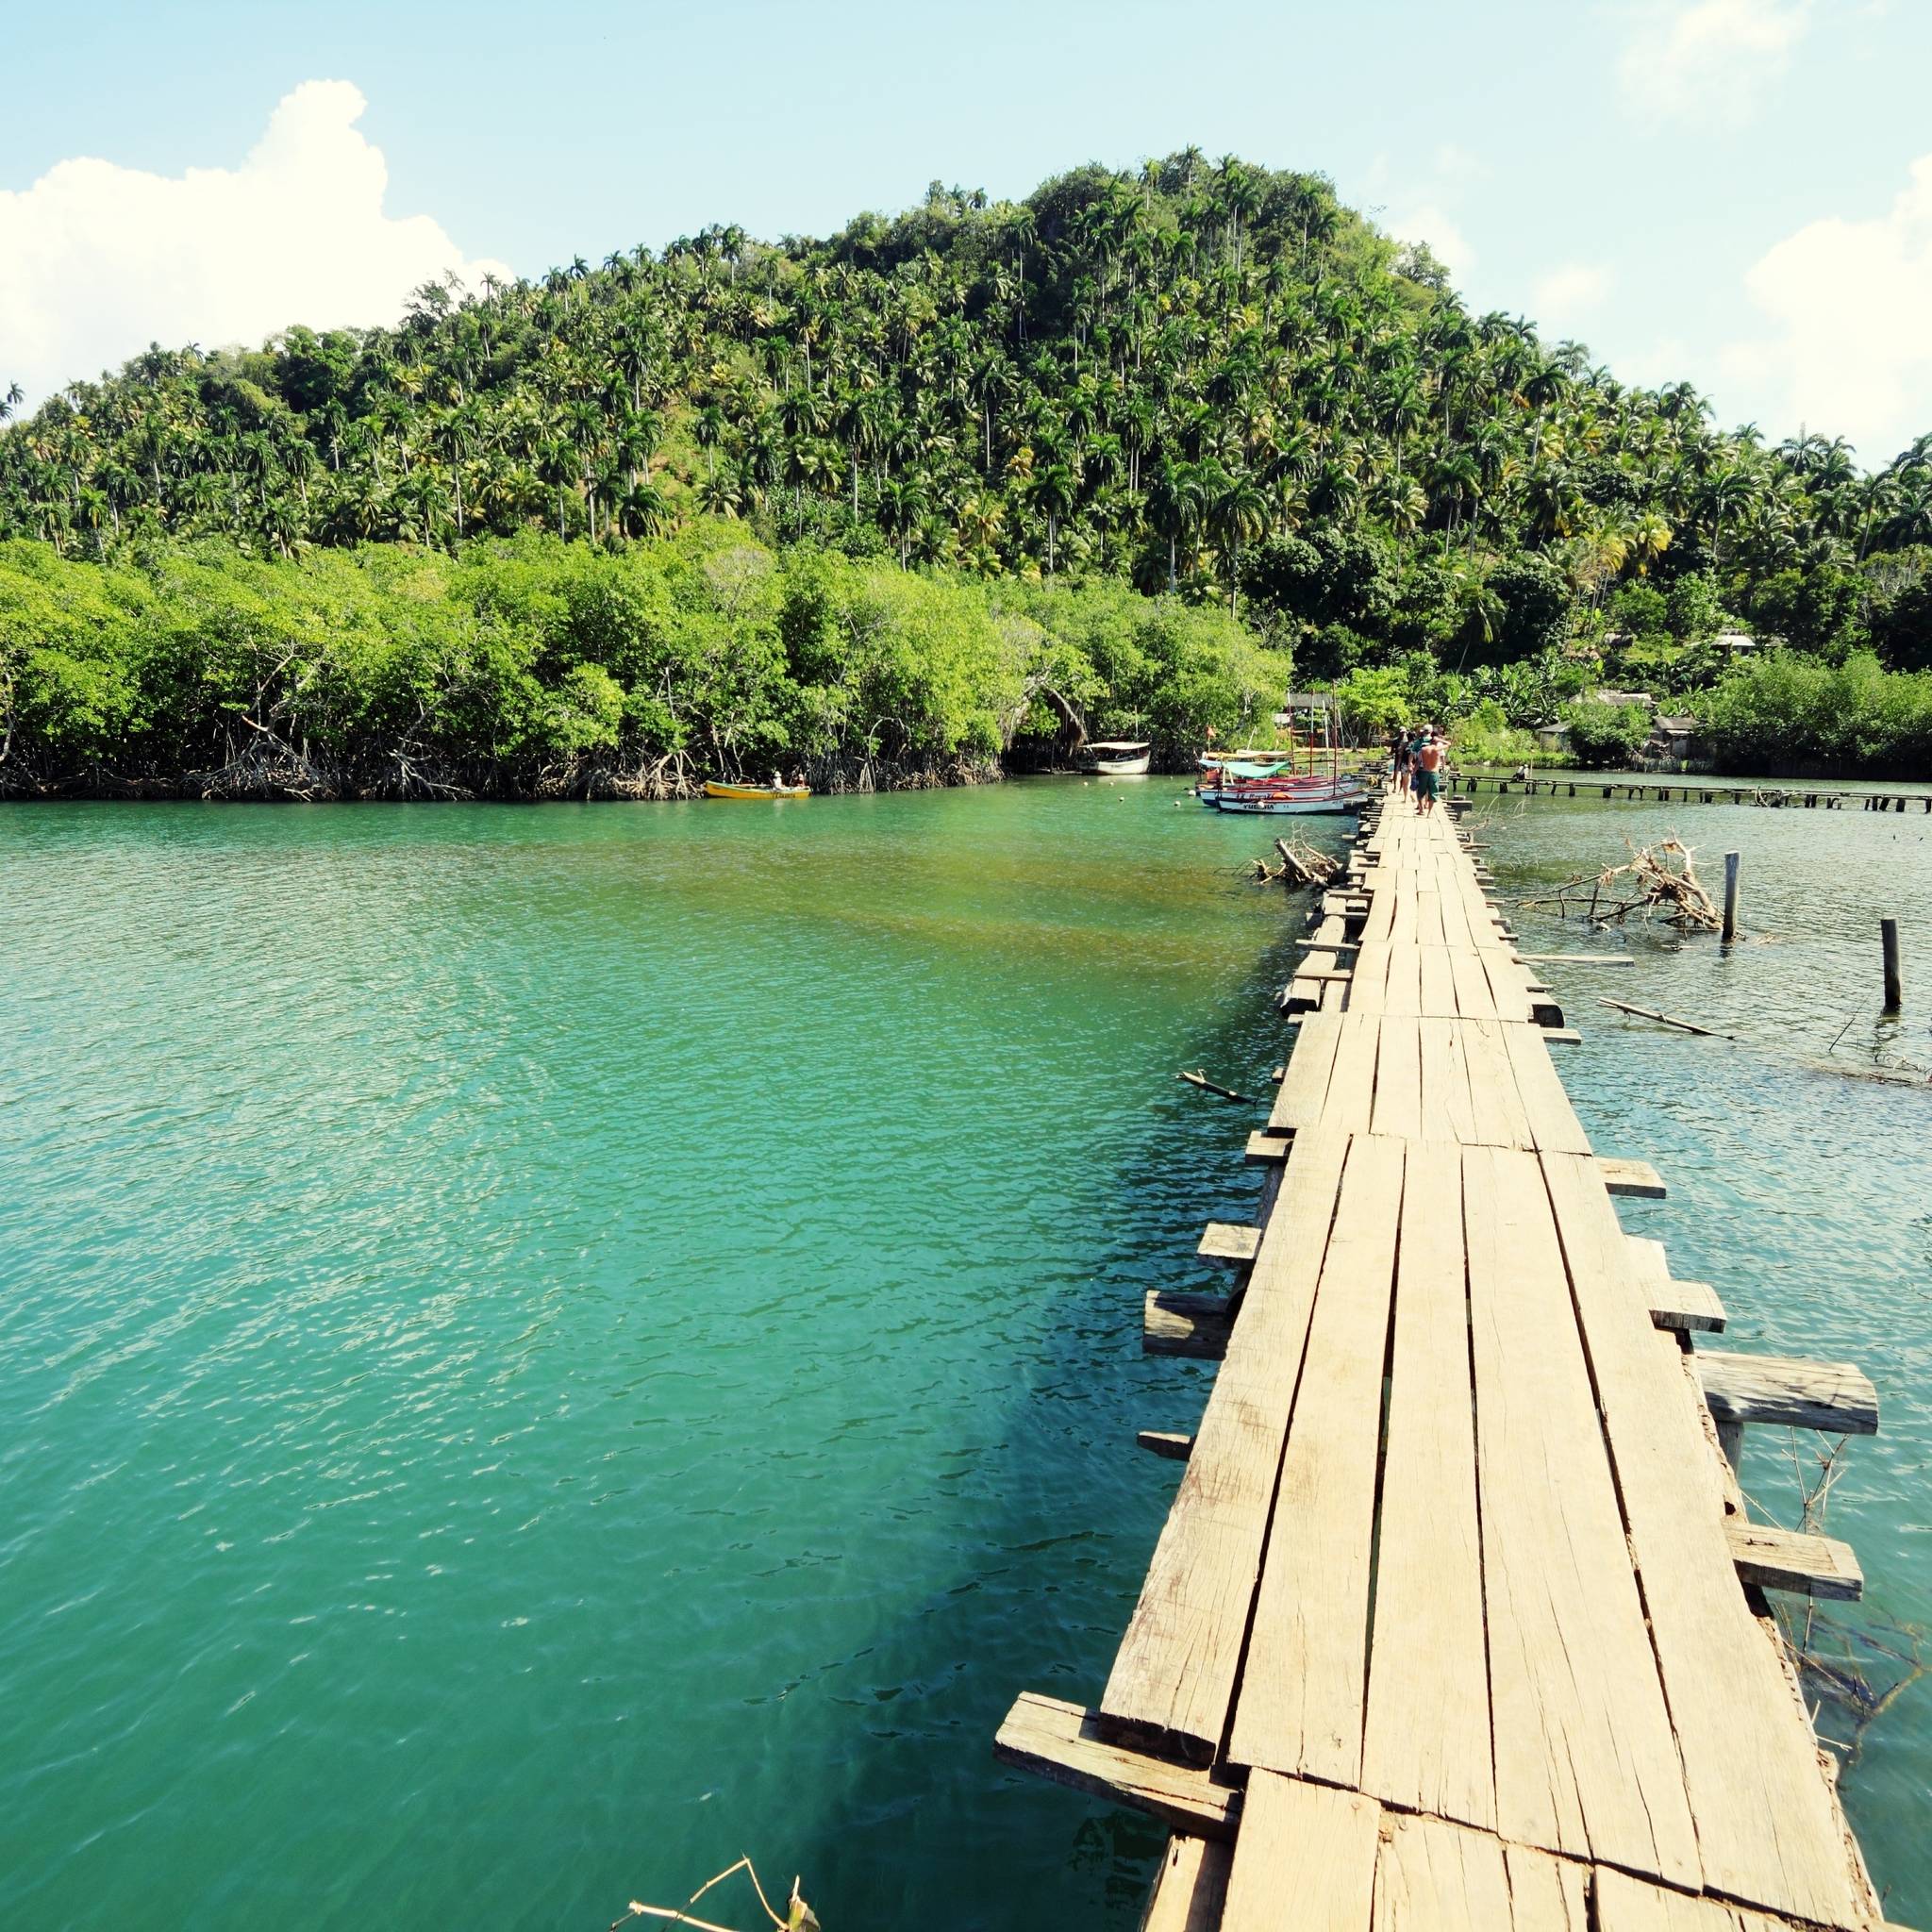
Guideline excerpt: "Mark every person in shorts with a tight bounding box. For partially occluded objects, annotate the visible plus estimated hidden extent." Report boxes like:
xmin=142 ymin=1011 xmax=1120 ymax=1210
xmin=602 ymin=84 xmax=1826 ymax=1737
xmin=1413 ymin=729 xmax=1445 ymax=813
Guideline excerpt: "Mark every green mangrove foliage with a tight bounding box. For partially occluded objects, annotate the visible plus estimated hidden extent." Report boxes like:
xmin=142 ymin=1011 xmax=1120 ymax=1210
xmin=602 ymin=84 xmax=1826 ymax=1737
xmin=4 ymin=148 xmax=1932 ymax=781
xmin=0 ymin=528 xmax=1285 ymax=797
xmin=1695 ymin=652 xmax=1932 ymax=779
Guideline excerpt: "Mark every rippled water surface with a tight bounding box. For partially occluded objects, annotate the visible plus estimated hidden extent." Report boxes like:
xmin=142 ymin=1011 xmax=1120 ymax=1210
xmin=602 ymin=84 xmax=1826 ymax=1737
xmin=1 ymin=781 xmax=1926 ymax=1930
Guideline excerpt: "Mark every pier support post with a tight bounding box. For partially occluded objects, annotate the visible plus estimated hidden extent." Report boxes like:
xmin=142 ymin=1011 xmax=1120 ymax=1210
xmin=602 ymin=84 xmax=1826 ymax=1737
xmin=1882 ymin=918 xmax=1903 ymax=1012
xmin=1721 ymin=852 xmax=1740 ymax=945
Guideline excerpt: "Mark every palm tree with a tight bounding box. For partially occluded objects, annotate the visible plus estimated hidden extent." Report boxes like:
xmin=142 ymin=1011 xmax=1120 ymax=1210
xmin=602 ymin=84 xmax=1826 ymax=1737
xmin=1208 ymin=469 xmax=1268 ymax=615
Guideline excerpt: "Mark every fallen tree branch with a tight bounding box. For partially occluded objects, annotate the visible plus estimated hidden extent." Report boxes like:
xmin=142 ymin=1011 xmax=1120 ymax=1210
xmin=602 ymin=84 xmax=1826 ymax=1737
xmin=1178 ymin=1069 xmax=1257 ymax=1104
xmin=1598 ymin=997 xmax=1736 ymax=1040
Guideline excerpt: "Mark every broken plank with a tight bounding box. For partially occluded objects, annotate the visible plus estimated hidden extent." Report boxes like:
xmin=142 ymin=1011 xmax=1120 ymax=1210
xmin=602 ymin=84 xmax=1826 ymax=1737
xmin=1598 ymin=1156 xmax=1667 ymax=1198
xmin=1143 ymin=1291 xmax=1228 ymax=1359
xmin=1626 ymin=1235 xmax=1727 ymax=1333
xmin=1696 ymin=1352 xmax=1879 ymax=1435
xmin=1199 ymin=1222 xmax=1261 ymax=1269
xmin=993 ymin=1693 xmax=1238 ymax=1838
xmin=1137 ymin=1429 xmax=1195 ymax=1461
xmin=1651 ymin=1278 xmax=1728 ymax=1334
xmin=1726 ymin=1520 xmax=1863 ymax=1602
xmin=1243 ymin=1129 xmax=1291 ymax=1165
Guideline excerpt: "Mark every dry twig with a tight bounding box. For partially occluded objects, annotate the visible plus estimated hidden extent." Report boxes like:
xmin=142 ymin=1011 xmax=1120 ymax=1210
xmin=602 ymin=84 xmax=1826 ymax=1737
xmin=1521 ymin=836 xmax=1723 ymax=931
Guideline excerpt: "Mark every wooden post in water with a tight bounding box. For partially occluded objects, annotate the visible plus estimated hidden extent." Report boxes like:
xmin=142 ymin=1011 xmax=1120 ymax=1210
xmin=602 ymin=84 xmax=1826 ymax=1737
xmin=1881 ymin=918 xmax=1903 ymax=1012
xmin=1721 ymin=852 xmax=1740 ymax=944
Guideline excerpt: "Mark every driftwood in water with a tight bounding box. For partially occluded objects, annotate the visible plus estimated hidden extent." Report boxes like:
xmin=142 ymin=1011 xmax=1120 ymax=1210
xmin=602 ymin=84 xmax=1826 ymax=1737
xmin=1178 ymin=1069 xmax=1257 ymax=1104
xmin=1248 ymin=838 xmax=1338 ymax=890
xmin=1598 ymin=997 xmax=1736 ymax=1040
xmin=1522 ymin=838 xmax=1723 ymax=932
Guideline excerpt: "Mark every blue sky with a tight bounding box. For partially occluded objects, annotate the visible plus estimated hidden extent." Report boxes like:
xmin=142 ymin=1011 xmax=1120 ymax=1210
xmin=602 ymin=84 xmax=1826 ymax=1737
xmin=4 ymin=0 xmax=1930 ymax=462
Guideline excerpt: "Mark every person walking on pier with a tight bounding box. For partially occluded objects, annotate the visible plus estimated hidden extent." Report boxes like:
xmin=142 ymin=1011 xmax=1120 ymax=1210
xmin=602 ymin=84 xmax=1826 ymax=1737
xmin=1391 ymin=728 xmax=1414 ymax=794
xmin=1414 ymin=728 xmax=1445 ymax=815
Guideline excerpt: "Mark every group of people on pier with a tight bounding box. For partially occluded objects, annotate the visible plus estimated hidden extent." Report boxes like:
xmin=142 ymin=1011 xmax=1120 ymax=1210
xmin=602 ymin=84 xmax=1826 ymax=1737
xmin=1388 ymin=724 xmax=1448 ymax=812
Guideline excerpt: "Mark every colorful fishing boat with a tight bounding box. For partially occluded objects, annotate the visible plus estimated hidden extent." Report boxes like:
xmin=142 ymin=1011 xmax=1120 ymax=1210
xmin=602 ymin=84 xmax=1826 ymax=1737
xmin=1206 ymin=692 xmax=1366 ymax=813
xmin=704 ymin=780 xmax=810 ymax=800
xmin=1213 ymin=773 xmax=1366 ymax=815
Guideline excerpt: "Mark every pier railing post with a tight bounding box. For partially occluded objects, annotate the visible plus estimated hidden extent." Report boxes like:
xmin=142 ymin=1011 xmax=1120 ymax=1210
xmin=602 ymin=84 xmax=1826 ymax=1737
xmin=1721 ymin=852 xmax=1740 ymax=944
xmin=1881 ymin=917 xmax=1903 ymax=1012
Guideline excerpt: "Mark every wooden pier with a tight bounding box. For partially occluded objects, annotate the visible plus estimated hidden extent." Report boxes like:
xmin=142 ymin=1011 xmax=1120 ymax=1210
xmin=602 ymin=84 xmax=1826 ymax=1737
xmin=998 ymin=790 xmax=1899 ymax=1931
xmin=1457 ymin=773 xmax=1931 ymax=811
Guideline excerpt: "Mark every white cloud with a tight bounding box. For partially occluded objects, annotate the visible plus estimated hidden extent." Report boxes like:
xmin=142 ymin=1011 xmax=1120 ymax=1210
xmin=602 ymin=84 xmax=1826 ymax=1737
xmin=1617 ymin=0 xmax=1811 ymax=126
xmin=1533 ymin=263 xmax=1613 ymax=322
xmin=1387 ymin=201 xmax=1475 ymax=278
xmin=0 ymin=81 xmax=508 ymax=408
xmin=1717 ymin=155 xmax=1932 ymax=462
xmin=1373 ymin=145 xmax=1488 ymax=280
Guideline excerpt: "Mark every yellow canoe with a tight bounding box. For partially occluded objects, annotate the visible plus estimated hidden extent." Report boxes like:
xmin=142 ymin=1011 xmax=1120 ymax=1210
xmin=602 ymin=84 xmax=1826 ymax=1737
xmin=704 ymin=781 xmax=810 ymax=800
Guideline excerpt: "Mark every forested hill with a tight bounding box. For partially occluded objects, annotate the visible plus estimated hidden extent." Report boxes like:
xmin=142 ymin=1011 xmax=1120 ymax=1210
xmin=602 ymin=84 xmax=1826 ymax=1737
xmin=4 ymin=151 xmax=1932 ymax=796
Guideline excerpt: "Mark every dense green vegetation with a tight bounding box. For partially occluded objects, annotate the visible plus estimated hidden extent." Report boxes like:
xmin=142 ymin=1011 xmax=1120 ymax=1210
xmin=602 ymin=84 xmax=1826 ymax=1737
xmin=0 ymin=529 xmax=1282 ymax=796
xmin=3 ymin=147 xmax=1931 ymax=790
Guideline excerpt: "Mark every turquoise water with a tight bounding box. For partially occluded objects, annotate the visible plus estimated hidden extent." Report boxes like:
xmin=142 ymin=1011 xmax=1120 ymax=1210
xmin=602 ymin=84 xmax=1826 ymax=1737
xmin=0 ymin=782 xmax=1925 ymax=1929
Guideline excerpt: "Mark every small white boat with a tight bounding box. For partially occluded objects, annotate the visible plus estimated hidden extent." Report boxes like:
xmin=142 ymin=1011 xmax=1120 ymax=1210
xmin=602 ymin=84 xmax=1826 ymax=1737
xmin=1080 ymin=740 xmax=1152 ymax=776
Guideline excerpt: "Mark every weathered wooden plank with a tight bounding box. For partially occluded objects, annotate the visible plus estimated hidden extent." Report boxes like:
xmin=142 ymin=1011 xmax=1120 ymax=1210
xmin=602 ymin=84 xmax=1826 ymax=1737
xmin=1140 ymin=1836 xmax=1233 ymax=1932
xmin=1591 ymin=1868 xmax=1762 ymax=1932
xmin=1360 ymin=1140 xmax=1494 ymax=1831
xmin=1650 ymin=1279 xmax=1728 ymax=1334
xmin=1419 ymin=941 xmax=1458 ymax=1020
xmin=1349 ymin=941 xmax=1392 ymax=1015
xmin=993 ymin=1693 xmax=1238 ymax=1838
xmin=1228 ymin=1136 xmax=1404 ymax=1785
xmin=1137 ymin=1429 xmax=1195 ymax=1461
xmin=1597 ymin=1156 xmax=1667 ymax=1198
xmin=1501 ymin=1021 xmax=1592 ymax=1153
xmin=1478 ymin=947 xmax=1539 ymax=1024
xmin=1199 ymin=1222 xmax=1262 ymax=1269
xmin=1143 ymin=1290 xmax=1229 ymax=1359
xmin=1418 ymin=1016 xmax=1477 ymax=1145
xmin=1384 ymin=942 xmax=1424 ymax=1019
xmin=1696 ymin=1352 xmax=1879 ymax=1435
xmin=1370 ymin=1013 xmax=1424 ymax=1143
xmin=1244 ymin=1129 xmax=1291 ymax=1165
xmin=1270 ymin=1011 xmax=1344 ymax=1136
xmin=1503 ymin=1844 xmax=1590 ymax=1929
xmin=1458 ymin=1017 xmax=1536 ymax=1150
xmin=1447 ymin=943 xmax=1499 ymax=1021
xmin=1102 ymin=1135 xmax=1352 ymax=1761
xmin=1541 ymin=1150 xmax=1869 ymax=1928
xmin=1323 ymin=1010 xmax=1381 ymax=1136
xmin=1625 ymin=1235 xmax=1726 ymax=1332
xmin=1221 ymin=1772 xmax=1380 ymax=1932
xmin=1464 ymin=1142 xmax=1701 ymax=1884
xmin=1370 ymin=1811 xmax=1513 ymax=1932
xmin=1726 ymin=1520 xmax=1864 ymax=1601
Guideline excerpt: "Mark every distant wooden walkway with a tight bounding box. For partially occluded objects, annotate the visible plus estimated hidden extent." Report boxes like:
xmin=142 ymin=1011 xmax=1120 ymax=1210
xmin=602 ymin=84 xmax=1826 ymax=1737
xmin=1458 ymin=774 xmax=1931 ymax=811
xmin=999 ymin=791 xmax=1900 ymax=1932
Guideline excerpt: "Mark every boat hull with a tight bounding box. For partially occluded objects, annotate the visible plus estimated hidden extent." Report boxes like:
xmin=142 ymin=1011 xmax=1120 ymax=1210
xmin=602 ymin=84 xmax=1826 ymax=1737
xmin=1089 ymin=754 xmax=1151 ymax=775
xmin=704 ymin=782 xmax=810 ymax=800
xmin=1214 ymin=783 xmax=1364 ymax=816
